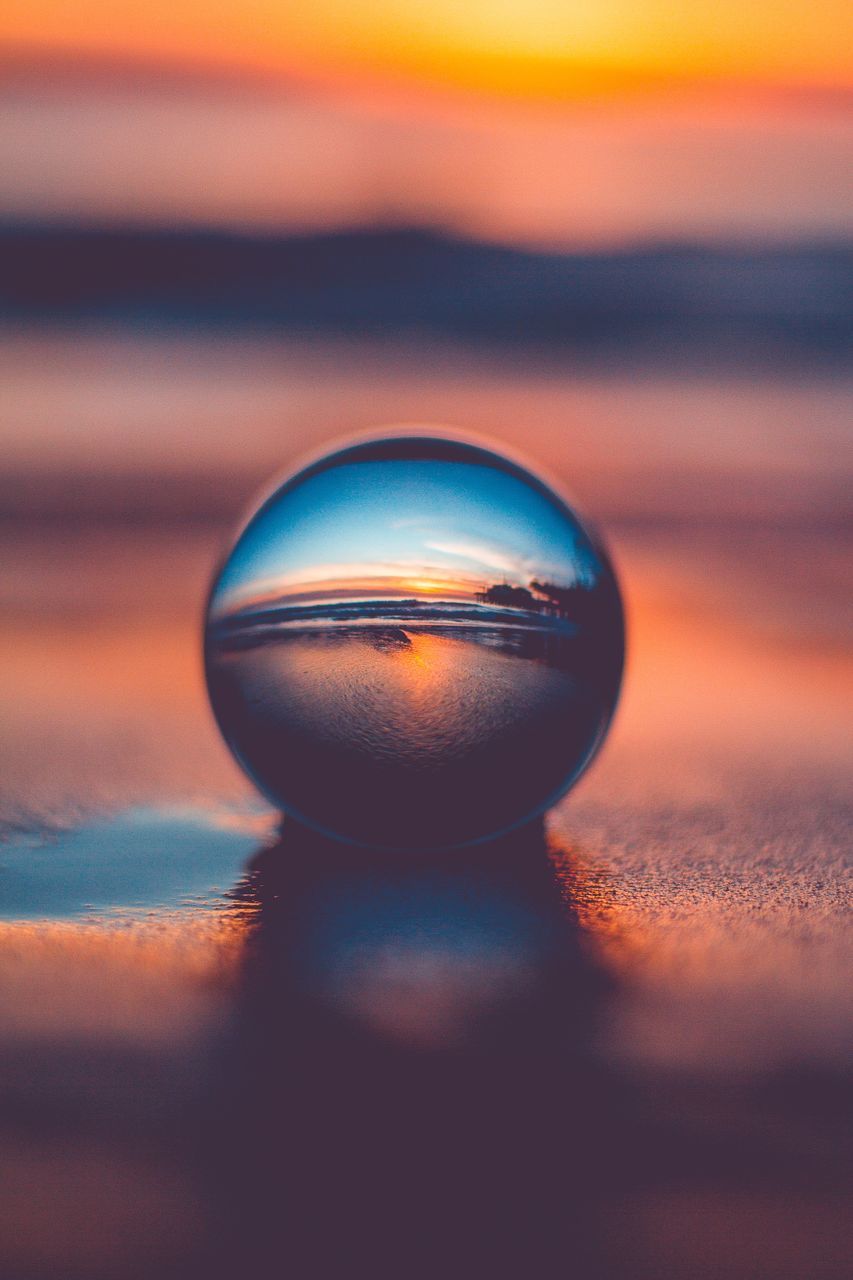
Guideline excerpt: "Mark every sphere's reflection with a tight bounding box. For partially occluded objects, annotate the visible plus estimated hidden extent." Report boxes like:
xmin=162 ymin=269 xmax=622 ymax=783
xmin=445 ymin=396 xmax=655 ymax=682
xmin=205 ymin=434 xmax=624 ymax=849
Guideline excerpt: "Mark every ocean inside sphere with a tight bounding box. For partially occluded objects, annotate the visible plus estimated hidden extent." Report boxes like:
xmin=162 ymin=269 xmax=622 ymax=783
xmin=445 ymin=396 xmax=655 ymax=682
xmin=205 ymin=435 xmax=624 ymax=849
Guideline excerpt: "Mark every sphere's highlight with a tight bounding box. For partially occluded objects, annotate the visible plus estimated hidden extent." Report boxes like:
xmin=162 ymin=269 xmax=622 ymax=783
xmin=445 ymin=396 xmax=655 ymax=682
xmin=205 ymin=435 xmax=624 ymax=849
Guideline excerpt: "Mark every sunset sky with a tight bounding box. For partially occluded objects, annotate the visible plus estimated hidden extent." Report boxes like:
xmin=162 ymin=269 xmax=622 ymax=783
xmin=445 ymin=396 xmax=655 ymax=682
xmin=3 ymin=0 xmax=852 ymax=95
xmin=1 ymin=2 xmax=850 ymax=245
xmin=211 ymin=458 xmax=598 ymax=615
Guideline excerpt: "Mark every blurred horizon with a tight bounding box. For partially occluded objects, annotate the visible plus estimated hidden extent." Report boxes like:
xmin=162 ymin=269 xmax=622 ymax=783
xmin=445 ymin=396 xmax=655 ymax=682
xmin=1 ymin=2 xmax=850 ymax=529
xmin=2 ymin=28 xmax=851 ymax=249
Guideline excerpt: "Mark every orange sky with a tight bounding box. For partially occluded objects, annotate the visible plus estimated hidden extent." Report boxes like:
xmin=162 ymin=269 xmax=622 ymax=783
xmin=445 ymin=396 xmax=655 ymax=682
xmin=218 ymin=571 xmax=489 ymax=617
xmin=3 ymin=0 xmax=852 ymax=98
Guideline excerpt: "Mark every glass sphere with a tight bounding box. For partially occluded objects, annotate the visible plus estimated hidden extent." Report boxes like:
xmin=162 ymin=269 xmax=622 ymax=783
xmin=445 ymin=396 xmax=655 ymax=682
xmin=205 ymin=434 xmax=624 ymax=849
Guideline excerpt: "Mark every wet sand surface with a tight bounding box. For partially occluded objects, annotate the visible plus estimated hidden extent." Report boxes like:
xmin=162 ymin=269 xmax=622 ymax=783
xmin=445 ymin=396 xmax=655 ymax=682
xmin=1 ymin=516 xmax=849 ymax=1279
xmin=0 ymin=352 xmax=851 ymax=1278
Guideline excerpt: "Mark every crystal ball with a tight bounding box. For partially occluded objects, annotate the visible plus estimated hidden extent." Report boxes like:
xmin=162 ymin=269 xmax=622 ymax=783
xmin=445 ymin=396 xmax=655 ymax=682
xmin=205 ymin=434 xmax=624 ymax=849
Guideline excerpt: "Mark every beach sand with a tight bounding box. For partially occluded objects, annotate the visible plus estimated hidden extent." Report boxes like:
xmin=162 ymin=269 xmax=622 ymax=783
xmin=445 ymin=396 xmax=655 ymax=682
xmin=0 ymin=346 xmax=850 ymax=1277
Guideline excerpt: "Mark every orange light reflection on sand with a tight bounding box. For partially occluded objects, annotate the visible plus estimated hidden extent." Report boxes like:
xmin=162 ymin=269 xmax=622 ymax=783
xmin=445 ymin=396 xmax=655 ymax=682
xmin=0 ymin=906 xmax=256 ymax=1047
xmin=542 ymin=544 xmax=853 ymax=1070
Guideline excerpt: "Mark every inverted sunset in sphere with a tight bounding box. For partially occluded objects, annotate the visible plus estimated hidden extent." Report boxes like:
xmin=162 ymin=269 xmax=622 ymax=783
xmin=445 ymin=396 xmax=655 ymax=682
xmin=205 ymin=435 xmax=624 ymax=849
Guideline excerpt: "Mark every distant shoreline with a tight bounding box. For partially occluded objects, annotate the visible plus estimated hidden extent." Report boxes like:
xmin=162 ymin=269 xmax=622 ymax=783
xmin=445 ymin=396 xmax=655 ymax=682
xmin=2 ymin=223 xmax=850 ymax=366
xmin=210 ymin=597 xmax=581 ymax=638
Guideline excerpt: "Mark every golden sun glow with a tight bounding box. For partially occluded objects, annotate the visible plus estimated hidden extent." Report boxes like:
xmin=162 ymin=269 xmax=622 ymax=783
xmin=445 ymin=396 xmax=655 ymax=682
xmin=2 ymin=0 xmax=851 ymax=97
xmin=218 ymin=568 xmax=491 ymax=616
xmin=405 ymin=576 xmax=465 ymax=595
